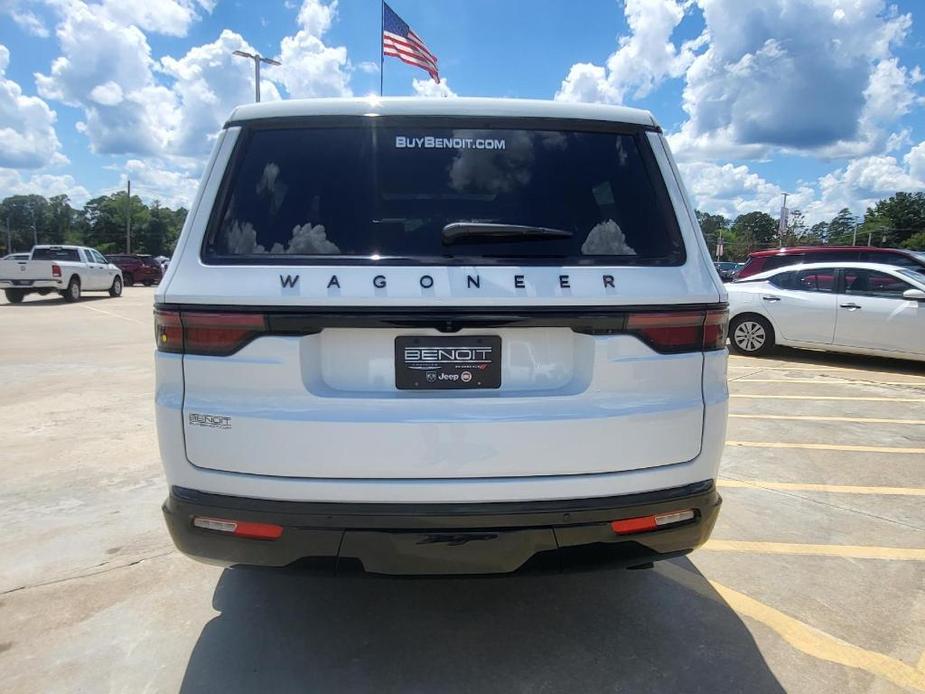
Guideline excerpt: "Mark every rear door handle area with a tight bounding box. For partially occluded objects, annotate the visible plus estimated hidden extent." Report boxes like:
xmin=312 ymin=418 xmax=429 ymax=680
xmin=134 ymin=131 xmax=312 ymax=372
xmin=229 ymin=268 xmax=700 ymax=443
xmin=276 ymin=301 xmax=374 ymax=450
xmin=761 ymin=296 xmax=781 ymax=302
xmin=840 ymin=303 xmax=862 ymax=310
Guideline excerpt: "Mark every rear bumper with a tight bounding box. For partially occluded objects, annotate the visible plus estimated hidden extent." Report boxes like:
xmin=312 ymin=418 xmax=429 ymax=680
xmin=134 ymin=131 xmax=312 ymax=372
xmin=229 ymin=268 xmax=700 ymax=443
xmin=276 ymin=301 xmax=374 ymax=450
xmin=163 ymin=481 xmax=721 ymax=576
xmin=0 ymin=279 xmax=61 ymax=289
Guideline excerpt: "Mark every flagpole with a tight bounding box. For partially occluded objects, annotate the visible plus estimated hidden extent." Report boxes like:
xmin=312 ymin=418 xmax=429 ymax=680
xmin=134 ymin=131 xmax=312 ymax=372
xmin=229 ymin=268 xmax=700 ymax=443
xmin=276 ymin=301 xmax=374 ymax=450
xmin=379 ymin=1 xmax=384 ymax=96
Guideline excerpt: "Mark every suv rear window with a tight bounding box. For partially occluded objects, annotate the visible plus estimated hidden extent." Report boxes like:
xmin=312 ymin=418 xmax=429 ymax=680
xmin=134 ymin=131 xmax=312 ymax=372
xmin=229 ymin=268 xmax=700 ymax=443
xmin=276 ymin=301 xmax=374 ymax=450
xmin=32 ymin=248 xmax=79 ymax=262
xmin=204 ymin=122 xmax=684 ymax=265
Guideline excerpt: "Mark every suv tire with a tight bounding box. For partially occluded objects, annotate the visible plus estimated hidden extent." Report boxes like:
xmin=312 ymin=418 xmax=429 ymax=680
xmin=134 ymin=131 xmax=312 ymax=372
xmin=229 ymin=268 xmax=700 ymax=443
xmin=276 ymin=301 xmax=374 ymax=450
xmin=729 ymin=314 xmax=775 ymax=356
xmin=109 ymin=275 xmax=123 ymax=297
xmin=123 ymin=272 xmax=134 ymax=287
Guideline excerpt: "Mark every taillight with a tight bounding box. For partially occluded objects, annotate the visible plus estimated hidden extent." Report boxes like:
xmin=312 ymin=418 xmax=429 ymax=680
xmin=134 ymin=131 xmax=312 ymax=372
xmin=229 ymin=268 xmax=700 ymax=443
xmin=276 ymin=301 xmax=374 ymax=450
xmin=154 ymin=310 xmax=266 ymax=356
xmin=703 ymin=309 xmax=729 ymax=350
xmin=154 ymin=309 xmax=183 ymax=353
xmin=51 ymin=263 xmax=61 ymax=278
xmin=626 ymin=309 xmax=728 ymax=353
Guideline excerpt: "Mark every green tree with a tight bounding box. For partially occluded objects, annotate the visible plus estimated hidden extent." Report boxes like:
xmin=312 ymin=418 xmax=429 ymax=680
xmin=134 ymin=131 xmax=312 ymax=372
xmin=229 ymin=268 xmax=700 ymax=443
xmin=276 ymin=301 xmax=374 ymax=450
xmin=0 ymin=194 xmax=51 ymax=252
xmin=695 ymin=211 xmax=730 ymax=259
xmin=863 ymin=192 xmax=925 ymax=246
xmin=81 ymin=192 xmax=150 ymax=253
xmin=804 ymin=221 xmax=829 ymax=246
xmin=781 ymin=209 xmax=807 ymax=246
xmin=731 ymin=211 xmax=778 ymax=253
xmin=902 ymin=230 xmax=925 ymax=251
xmin=826 ymin=208 xmax=858 ymax=245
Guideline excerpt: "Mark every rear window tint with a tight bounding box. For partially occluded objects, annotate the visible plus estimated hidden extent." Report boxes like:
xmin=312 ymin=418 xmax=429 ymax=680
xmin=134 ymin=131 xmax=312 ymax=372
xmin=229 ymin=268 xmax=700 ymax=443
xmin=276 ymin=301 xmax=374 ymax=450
xmin=204 ymin=123 xmax=684 ymax=265
xmin=762 ymin=255 xmax=804 ymax=271
xmin=32 ymin=248 xmax=79 ymax=262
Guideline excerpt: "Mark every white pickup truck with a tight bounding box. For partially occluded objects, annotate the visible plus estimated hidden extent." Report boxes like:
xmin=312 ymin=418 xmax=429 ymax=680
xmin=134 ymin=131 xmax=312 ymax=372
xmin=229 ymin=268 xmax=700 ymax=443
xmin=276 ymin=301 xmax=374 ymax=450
xmin=0 ymin=245 xmax=123 ymax=303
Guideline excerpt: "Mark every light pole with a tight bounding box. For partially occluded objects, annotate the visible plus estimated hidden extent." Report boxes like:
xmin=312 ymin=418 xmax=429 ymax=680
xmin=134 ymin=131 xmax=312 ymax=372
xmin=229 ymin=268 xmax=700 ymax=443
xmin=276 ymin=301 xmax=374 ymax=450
xmin=232 ymin=50 xmax=281 ymax=103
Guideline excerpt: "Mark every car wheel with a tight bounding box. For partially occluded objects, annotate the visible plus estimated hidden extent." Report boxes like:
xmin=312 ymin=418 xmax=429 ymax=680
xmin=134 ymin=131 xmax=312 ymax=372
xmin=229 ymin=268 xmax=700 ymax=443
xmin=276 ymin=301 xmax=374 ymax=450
xmin=142 ymin=280 xmax=153 ymax=286
xmin=123 ymin=272 xmax=134 ymax=287
xmin=109 ymin=275 xmax=123 ymax=297
xmin=729 ymin=314 xmax=775 ymax=356
xmin=64 ymin=276 xmax=81 ymax=302
xmin=4 ymin=289 xmax=24 ymax=303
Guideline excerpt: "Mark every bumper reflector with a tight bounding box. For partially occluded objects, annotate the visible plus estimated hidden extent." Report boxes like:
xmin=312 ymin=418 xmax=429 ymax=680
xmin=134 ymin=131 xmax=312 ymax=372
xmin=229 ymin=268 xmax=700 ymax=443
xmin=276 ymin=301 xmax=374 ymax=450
xmin=193 ymin=516 xmax=284 ymax=540
xmin=610 ymin=509 xmax=695 ymax=535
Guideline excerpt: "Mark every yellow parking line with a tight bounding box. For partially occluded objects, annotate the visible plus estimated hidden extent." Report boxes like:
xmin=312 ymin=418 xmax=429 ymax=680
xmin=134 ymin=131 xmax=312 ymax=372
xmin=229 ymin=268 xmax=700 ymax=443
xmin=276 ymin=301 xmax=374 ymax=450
xmin=727 ymin=440 xmax=925 ymax=454
xmin=702 ymin=540 xmax=925 ymax=561
xmin=731 ymin=394 xmax=925 ymax=402
xmin=718 ymin=479 xmax=925 ymax=496
xmin=730 ymin=413 xmax=925 ymax=425
xmin=729 ymin=365 xmax=925 ymax=377
xmin=657 ymin=562 xmax=925 ymax=691
xmin=736 ymin=378 xmax=925 ymax=386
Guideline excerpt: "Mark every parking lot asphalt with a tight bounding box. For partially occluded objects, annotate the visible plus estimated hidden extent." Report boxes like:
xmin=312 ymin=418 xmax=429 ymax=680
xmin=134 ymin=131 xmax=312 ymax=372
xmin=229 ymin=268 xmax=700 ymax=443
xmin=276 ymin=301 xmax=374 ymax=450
xmin=1 ymin=287 xmax=923 ymax=693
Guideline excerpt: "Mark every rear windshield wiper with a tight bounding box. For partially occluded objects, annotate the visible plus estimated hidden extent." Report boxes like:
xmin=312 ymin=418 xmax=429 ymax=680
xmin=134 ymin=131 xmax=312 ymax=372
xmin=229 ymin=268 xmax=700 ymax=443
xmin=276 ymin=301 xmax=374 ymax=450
xmin=442 ymin=223 xmax=574 ymax=245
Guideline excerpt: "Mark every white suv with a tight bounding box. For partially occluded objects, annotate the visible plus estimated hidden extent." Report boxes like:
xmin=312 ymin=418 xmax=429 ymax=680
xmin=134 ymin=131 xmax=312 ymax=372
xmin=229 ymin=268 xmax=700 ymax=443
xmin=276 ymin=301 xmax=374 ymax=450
xmin=155 ymin=97 xmax=728 ymax=575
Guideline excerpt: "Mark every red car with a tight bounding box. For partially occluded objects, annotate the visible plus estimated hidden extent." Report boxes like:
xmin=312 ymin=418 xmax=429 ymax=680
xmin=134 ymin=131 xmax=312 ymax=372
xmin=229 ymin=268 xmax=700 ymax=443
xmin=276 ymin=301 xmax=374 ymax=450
xmin=736 ymin=246 xmax=925 ymax=279
xmin=106 ymin=254 xmax=163 ymax=286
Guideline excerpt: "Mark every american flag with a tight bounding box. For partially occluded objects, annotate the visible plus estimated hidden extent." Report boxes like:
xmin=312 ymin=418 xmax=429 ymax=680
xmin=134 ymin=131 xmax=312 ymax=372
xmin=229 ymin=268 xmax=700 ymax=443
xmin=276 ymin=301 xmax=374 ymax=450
xmin=382 ymin=2 xmax=439 ymax=82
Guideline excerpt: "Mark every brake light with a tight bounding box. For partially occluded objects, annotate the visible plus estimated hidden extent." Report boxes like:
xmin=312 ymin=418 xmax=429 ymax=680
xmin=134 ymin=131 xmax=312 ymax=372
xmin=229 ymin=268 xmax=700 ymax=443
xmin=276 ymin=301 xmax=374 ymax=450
xmin=51 ymin=263 xmax=61 ymax=278
xmin=626 ymin=309 xmax=729 ymax=353
xmin=154 ymin=309 xmax=183 ymax=353
xmin=193 ymin=516 xmax=283 ymax=540
xmin=610 ymin=509 xmax=695 ymax=535
xmin=154 ymin=309 xmax=266 ymax=356
xmin=703 ymin=309 xmax=729 ymax=350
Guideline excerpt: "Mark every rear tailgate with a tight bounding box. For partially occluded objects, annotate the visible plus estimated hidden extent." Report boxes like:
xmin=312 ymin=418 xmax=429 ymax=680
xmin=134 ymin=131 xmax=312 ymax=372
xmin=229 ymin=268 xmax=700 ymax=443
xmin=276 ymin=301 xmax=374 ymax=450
xmin=174 ymin=305 xmax=712 ymax=479
xmin=0 ymin=260 xmax=57 ymax=285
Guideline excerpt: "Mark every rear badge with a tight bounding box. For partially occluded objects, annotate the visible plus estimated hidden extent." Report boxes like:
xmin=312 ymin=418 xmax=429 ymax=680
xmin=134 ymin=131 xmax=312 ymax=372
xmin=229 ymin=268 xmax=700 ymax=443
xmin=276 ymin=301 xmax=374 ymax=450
xmin=395 ymin=336 xmax=502 ymax=390
xmin=188 ymin=413 xmax=232 ymax=430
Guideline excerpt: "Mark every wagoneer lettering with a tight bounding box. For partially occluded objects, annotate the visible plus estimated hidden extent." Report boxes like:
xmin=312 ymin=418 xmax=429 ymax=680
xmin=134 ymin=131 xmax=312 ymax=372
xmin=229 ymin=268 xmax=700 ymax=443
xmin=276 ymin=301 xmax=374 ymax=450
xmin=156 ymin=97 xmax=728 ymax=576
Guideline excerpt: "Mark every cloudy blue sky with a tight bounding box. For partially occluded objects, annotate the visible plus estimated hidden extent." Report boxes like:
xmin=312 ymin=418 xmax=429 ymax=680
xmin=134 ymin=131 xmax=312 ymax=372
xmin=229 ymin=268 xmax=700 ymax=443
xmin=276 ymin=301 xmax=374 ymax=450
xmin=1 ymin=0 xmax=924 ymax=223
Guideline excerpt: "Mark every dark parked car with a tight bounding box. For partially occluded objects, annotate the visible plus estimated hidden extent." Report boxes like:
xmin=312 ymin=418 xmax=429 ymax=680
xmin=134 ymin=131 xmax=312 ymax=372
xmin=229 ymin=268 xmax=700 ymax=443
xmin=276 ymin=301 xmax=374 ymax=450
xmin=737 ymin=246 xmax=925 ymax=279
xmin=106 ymin=254 xmax=163 ymax=286
xmin=713 ymin=261 xmax=739 ymax=281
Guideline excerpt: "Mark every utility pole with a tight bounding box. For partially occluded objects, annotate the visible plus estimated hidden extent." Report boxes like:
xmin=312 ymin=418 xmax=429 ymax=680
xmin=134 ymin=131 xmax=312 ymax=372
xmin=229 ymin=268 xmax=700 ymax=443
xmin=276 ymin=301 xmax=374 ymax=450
xmin=232 ymin=50 xmax=281 ymax=102
xmin=126 ymin=179 xmax=131 ymax=254
xmin=852 ymin=222 xmax=858 ymax=246
xmin=30 ymin=204 xmax=37 ymax=247
xmin=778 ymin=193 xmax=789 ymax=247
xmin=5 ymin=217 xmax=10 ymax=254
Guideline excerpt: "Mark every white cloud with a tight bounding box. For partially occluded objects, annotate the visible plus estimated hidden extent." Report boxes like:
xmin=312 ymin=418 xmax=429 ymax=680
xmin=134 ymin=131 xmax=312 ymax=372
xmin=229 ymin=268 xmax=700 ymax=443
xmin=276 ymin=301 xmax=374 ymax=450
xmin=412 ymin=76 xmax=456 ymax=98
xmin=670 ymin=0 xmax=921 ymax=160
xmin=906 ymin=141 xmax=925 ymax=182
xmin=100 ymin=0 xmax=212 ymax=37
xmin=273 ymin=0 xmax=351 ymax=98
xmin=35 ymin=1 xmax=172 ymax=155
xmin=356 ymin=61 xmax=380 ymax=75
xmin=9 ymin=7 xmax=50 ymax=37
xmin=679 ymin=161 xmax=811 ymax=219
xmin=680 ymin=144 xmax=925 ymax=225
xmin=117 ymin=158 xmax=202 ymax=209
xmin=0 ymin=168 xmax=90 ymax=206
xmin=555 ymin=0 xmax=697 ymax=104
xmin=0 ymin=44 xmax=64 ymax=169
xmin=160 ymin=29 xmax=281 ymax=157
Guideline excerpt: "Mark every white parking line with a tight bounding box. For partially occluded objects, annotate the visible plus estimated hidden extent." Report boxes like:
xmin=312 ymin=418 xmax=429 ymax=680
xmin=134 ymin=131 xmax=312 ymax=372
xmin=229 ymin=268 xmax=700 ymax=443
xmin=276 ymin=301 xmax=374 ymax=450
xmin=77 ymin=303 xmax=146 ymax=325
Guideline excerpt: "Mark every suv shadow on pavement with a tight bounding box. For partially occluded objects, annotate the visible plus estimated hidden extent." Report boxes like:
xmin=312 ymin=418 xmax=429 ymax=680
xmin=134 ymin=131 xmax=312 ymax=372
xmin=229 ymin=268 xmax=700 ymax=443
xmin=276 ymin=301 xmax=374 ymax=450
xmin=180 ymin=558 xmax=784 ymax=693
